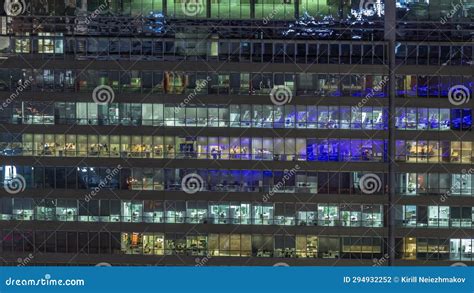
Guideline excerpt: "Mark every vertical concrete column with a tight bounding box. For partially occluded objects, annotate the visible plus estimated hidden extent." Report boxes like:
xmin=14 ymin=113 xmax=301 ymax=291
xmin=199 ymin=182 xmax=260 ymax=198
xmin=384 ymin=0 xmax=397 ymax=266
xmin=250 ymin=0 xmax=255 ymax=19
xmin=207 ymin=0 xmax=211 ymax=18
xmin=295 ymin=0 xmax=299 ymax=19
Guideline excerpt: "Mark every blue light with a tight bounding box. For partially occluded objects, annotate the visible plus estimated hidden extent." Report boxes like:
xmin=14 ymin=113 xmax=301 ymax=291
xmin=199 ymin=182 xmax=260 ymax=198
xmin=144 ymin=11 xmax=166 ymax=34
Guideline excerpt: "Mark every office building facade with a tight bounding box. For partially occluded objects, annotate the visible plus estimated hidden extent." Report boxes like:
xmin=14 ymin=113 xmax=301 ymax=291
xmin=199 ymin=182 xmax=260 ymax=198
xmin=0 ymin=0 xmax=472 ymax=266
